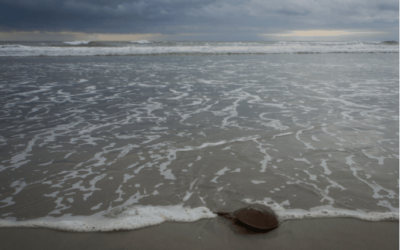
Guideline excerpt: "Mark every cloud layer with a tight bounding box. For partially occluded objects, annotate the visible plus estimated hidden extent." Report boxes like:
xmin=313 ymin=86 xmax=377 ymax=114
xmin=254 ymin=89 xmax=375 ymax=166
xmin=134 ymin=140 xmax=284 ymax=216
xmin=0 ymin=0 xmax=398 ymax=40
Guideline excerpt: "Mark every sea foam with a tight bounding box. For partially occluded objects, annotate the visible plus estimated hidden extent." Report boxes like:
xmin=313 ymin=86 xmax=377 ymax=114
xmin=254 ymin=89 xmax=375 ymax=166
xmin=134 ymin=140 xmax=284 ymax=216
xmin=243 ymin=199 xmax=399 ymax=222
xmin=0 ymin=200 xmax=396 ymax=232
xmin=0 ymin=205 xmax=216 ymax=232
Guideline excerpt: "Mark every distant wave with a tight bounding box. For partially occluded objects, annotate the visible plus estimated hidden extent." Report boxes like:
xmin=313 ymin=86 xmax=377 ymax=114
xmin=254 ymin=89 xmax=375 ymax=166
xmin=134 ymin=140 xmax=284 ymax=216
xmin=382 ymin=41 xmax=399 ymax=45
xmin=63 ymin=41 xmax=91 ymax=45
xmin=276 ymin=41 xmax=383 ymax=45
xmin=0 ymin=44 xmax=23 ymax=48
xmin=131 ymin=40 xmax=153 ymax=44
xmin=0 ymin=41 xmax=398 ymax=57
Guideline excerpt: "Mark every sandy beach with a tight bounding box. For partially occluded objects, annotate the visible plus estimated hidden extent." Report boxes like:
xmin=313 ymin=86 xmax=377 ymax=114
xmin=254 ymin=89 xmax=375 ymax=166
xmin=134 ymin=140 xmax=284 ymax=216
xmin=1 ymin=218 xmax=398 ymax=250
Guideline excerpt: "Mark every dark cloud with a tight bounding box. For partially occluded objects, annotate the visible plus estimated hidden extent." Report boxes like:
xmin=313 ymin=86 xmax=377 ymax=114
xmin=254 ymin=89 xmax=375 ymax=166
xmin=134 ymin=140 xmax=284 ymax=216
xmin=0 ymin=0 xmax=398 ymax=39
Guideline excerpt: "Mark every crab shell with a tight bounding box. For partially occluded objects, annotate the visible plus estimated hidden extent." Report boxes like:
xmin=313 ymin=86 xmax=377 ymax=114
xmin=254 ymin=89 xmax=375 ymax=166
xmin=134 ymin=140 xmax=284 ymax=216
xmin=233 ymin=204 xmax=279 ymax=230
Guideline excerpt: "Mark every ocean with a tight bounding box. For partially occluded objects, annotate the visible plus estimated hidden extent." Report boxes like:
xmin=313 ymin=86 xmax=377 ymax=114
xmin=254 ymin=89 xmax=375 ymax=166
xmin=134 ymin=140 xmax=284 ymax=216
xmin=0 ymin=41 xmax=398 ymax=232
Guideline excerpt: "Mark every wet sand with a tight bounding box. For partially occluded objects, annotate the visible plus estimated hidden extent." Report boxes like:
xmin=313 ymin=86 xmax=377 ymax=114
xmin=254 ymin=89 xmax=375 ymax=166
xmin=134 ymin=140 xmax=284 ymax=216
xmin=1 ymin=218 xmax=398 ymax=250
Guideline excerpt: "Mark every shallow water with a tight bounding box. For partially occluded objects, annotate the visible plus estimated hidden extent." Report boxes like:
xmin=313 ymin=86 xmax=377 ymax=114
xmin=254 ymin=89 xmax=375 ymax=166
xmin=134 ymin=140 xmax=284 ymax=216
xmin=0 ymin=53 xmax=398 ymax=231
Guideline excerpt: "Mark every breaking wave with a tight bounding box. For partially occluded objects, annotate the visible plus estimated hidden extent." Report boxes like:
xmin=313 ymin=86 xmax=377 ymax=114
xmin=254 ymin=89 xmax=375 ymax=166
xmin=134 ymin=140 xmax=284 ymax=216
xmin=0 ymin=41 xmax=397 ymax=57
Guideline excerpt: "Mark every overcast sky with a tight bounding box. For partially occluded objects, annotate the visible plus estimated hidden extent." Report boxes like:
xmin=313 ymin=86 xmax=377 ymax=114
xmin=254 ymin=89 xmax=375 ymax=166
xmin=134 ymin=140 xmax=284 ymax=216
xmin=0 ymin=0 xmax=398 ymax=41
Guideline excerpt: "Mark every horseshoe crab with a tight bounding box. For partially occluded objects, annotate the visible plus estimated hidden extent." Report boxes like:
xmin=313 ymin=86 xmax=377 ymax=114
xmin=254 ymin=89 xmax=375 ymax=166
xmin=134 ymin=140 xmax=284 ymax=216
xmin=215 ymin=204 xmax=279 ymax=233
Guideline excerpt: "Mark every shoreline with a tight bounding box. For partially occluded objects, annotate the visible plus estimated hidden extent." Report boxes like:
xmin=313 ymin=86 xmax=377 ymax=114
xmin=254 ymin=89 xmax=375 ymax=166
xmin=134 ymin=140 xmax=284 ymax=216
xmin=1 ymin=218 xmax=398 ymax=250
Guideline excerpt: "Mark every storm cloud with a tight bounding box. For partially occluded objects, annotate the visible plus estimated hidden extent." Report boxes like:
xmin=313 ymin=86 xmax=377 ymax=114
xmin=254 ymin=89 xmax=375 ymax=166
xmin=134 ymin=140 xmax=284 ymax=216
xmin=0 ymin=0 xmax=398 ymax=40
